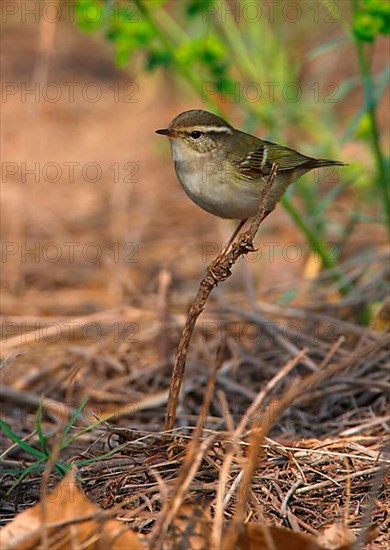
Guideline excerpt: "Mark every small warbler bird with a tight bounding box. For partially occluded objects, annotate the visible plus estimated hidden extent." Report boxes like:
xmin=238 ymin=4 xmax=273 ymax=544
xmin=156 ymin=109 xmax=344 ymax=224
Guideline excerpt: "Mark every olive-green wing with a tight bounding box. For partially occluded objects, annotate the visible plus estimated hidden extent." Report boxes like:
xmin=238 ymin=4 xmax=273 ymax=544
xmin=230 ymin=139 xmax=313 ymax=180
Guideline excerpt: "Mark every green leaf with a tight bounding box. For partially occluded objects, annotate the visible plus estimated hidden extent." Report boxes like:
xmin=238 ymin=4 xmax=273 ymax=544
xmin=355 ymin=112 xmax=375 ymax=139
xmin=147 ymin=48 xmax=172 ymax=70
xmin=114 ymin=43 xmax=134 ymax=67
xmin=75 ymin=0 xmax=104 ymax=32
xmin=363 ymin=0 xmax=390 ymax=18
xmin=186 ymin=0 xmax=217 ymax=18
xmin=353 ymin=12 xmax=383 ymax=41
xmin=353 ymin=0 xmax=390 ymax=41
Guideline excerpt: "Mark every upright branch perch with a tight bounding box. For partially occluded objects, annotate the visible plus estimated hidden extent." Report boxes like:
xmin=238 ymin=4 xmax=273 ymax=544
xmin=165 ymin=164 xmax=278 ymax=431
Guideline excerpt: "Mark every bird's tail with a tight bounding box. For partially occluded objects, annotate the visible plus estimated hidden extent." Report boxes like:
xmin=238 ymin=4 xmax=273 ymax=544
xmin=308 ymin=158 xmax=346 ymax=168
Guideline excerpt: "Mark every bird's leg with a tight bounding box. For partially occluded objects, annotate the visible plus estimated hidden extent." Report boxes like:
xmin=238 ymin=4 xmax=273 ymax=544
xmin=220 ymin=219 xmax=247 ymax=257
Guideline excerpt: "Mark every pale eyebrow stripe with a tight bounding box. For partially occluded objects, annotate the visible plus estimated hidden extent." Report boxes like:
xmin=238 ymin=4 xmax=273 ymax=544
xmin=183 ymin=126 xmax=233 ymax=134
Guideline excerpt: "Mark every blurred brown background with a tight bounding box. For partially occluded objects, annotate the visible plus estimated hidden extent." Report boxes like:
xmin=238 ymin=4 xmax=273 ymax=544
xmin=2 ymin=3 xmax=387 ymax=320
xmin=1 ymin=4 xmax=389 ymax=544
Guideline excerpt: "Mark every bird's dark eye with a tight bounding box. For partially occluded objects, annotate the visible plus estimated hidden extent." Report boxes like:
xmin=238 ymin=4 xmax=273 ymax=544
xmin=191 ymin=131 xmax=202 ymax=139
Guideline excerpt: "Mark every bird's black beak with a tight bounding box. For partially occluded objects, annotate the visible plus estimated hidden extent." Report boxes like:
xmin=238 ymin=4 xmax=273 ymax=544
xmin=155 ymin=128 xmax=175 ymax=137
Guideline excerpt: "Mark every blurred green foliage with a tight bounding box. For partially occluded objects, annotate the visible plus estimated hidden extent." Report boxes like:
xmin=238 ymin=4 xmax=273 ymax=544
xmin=353 ymin=0 xmax=390 ymax=42
xmin=74 ymin=0 xmax=389 ymax=274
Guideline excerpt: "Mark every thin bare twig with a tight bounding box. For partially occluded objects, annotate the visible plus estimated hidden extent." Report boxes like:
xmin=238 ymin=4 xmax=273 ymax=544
xmin=165 ymin=164 xmax=278 ymax=431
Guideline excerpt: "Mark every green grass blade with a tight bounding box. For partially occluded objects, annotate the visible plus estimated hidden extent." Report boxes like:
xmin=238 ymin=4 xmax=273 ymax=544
xmin=35 ymin=396 xmax=49 ymax=455
xmin=0 ymin=419 xmax=46 ymax=460
xmin=62 ymin=397 xmax=89 ymax=438
xmin=6 ymin=459 xmax=46 ymax=494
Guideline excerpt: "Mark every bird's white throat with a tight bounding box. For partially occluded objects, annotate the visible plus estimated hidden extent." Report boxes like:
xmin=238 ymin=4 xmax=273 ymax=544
xmin=169 ymin=138 xmax=201 ymax=163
